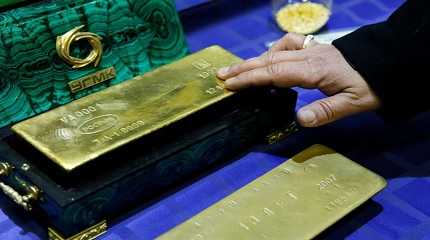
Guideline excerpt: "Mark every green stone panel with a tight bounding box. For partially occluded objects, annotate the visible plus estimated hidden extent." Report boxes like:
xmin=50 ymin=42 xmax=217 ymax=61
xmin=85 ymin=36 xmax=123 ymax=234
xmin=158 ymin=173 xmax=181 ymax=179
xmin=0 ymin=0 xmax=188 ymax=127
xmin=0 ymin=0 xmax=25 ymax=8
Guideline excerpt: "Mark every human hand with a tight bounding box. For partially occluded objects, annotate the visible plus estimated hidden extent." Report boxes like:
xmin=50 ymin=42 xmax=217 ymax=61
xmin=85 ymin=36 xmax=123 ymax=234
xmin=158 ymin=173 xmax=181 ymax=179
xmin=217 ymin=33 xmax=381 ymax=127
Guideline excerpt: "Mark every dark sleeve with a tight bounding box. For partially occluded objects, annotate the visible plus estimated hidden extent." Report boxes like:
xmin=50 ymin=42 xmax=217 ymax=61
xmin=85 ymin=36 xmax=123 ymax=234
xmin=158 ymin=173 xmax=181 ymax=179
xmin=332 ymin=0 xmax=430 ymax=119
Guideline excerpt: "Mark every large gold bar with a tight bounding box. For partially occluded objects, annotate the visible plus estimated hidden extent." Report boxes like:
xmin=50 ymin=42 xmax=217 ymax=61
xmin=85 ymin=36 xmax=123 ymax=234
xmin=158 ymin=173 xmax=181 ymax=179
xmin=12 ymin=46 xmax=241 ymax=172
xmin=158 ymin=145 xmax=387 ymax=240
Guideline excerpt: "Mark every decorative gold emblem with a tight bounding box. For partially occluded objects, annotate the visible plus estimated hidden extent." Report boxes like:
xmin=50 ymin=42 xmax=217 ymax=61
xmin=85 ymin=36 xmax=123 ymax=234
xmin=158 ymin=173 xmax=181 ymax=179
xmin=266 ymin=121 xmax=299 ymax=144
xmin=0 ymin=162 xmax=41 ymax=211
xmin=48 ymin=220 xmax=108 ymax=240
xmin=56 ymin=25 xmax=103 ymax=69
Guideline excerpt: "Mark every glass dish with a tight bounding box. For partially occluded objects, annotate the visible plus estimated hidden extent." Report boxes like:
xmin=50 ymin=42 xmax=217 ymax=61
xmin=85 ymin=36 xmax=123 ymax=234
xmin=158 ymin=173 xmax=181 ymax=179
xmin=272 ymin=0 xmax=332 ymax=34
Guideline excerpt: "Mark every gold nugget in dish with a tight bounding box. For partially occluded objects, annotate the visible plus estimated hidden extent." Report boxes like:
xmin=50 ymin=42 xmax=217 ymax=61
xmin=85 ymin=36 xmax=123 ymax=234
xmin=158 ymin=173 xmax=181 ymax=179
xmin=273 ymin=0 xmax=332 ymax=34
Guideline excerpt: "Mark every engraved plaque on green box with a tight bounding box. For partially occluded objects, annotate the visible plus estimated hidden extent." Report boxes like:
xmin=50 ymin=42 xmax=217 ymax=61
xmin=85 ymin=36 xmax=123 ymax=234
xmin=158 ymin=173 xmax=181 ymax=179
xmin=0 ymin=0 xmax=188 ymax=127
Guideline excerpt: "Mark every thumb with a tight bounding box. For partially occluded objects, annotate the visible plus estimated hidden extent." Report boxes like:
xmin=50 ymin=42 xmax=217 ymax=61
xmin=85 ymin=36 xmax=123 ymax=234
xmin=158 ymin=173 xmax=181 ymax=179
xmin=296 ymin=94 xmax=360 ymax=127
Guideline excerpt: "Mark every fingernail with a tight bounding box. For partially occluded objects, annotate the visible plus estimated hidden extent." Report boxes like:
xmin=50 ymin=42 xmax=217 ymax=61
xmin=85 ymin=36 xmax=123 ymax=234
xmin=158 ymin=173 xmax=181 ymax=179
xmin=225 ymin=78 xmax=236 ymax=88
xmin=217 ymin=67 xmax=229 ymax=77
xmin=298 ymin=109 xmax=316 ymax=126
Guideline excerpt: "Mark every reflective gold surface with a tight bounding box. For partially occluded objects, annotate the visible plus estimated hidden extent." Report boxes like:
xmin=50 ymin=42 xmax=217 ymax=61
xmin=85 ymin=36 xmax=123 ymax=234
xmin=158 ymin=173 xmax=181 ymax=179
xmin=56 ymin=25 xmax=103 ymax=69
xmin=12 ymin=46 xmax=241 ymax=172
xmin=158 ymin=145 xmax=387 ymax=240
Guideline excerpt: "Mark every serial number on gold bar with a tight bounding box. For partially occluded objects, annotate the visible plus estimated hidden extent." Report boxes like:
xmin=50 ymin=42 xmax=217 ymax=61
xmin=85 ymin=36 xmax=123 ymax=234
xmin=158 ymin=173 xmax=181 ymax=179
xmin=12 ymin=46 xmax=242 ymax=172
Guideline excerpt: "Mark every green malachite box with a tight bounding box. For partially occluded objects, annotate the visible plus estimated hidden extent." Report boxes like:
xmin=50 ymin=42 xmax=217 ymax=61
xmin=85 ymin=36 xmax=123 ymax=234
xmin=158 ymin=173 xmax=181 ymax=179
xmin=0 ymin=1 xmax=299 ymax=240
xmin=0 ymin=0 xmax=188 ymax=127
xmin=0 ymin=0 xmax=24 ymax=8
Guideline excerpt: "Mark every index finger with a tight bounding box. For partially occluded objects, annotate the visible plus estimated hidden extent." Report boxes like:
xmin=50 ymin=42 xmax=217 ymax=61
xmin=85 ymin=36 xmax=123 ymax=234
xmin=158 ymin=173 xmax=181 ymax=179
xmin=224 ymin=60 xmax=317 ymax=90
xmin=217 ymin=50 xmax=306 ymax=80
xmin=269 ymin=33 xmax=306 ymax=52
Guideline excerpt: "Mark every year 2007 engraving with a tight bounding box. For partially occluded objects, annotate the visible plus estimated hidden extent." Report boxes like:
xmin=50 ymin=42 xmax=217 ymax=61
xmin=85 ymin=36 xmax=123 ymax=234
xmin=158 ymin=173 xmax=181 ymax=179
xmin=318 ymin=174 xmax=337 ymax=190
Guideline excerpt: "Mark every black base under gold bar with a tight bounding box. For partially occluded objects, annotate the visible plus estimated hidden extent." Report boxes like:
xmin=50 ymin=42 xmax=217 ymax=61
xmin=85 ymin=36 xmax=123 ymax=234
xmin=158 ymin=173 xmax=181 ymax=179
xmin=158 ymin=145 xmax=387 ymax=240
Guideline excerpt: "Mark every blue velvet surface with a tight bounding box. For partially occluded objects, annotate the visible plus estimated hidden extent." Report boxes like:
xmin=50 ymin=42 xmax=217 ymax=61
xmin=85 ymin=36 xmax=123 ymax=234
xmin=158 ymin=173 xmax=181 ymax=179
xmin=3 ymin=0 xmax=430 ymax=239
xmin=176 ymin=0 xmax=211 ymax=11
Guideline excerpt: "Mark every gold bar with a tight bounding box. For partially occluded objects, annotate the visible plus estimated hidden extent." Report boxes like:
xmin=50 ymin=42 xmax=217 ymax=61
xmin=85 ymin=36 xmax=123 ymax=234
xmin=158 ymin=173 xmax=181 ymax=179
xmin=12 ymin=46 xmax=241 ymax=172
xmin=158 ymin=145 xmax=387 ymax=240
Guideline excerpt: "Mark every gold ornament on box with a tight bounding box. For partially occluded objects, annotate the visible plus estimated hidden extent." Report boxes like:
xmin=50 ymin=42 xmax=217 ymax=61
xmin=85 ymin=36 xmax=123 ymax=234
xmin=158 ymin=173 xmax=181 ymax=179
xmin=56 ymin=25 xmax=103 ymax=69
